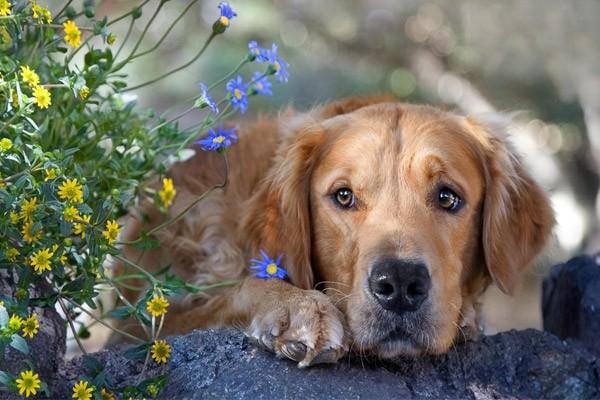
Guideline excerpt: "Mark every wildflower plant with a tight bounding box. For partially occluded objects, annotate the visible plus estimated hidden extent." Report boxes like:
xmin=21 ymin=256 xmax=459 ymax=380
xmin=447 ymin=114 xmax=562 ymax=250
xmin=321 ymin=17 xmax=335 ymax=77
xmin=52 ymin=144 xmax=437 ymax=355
xmin=0 ymin=1 xmax=289 ymax=398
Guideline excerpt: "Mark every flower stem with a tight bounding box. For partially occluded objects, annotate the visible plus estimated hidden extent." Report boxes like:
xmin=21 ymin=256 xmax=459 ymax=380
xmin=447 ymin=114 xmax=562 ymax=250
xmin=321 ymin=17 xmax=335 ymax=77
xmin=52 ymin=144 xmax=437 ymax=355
xmin=108 ymin=0 xmax=151 ymax=26
xmin=123 ymin=32 xmax=217 ymax=92
xmin=58 ymin=296 xmax=88 ymax=355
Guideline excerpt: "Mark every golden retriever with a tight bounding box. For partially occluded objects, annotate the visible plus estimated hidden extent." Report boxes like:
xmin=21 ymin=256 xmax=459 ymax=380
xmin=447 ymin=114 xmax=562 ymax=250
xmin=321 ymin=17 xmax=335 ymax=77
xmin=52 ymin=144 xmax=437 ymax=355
xmin=115 ymin=95 xmax=554 ymax=367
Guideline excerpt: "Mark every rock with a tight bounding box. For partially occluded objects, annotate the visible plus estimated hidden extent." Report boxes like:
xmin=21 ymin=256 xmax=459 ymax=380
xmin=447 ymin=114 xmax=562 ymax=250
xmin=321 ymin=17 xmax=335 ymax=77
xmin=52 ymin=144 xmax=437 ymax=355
xmin=542 ymin=253 xmax=600 ymax=355
xmin=52 ymin=328 xmax=599 ymax=399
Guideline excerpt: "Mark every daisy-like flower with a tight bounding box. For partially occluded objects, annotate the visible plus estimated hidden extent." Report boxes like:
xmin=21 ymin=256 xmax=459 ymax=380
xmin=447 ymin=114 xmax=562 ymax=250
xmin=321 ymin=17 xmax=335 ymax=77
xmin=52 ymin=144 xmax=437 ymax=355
xmin=250 ymin=250 xmax=287 ymax=280
xmin=79 ymin=86 xmax=90 ymax=100
xmin=151 ymin=340 xmax=172 ymax=364
xmin=101 ymin=388 xmax=115 ymax=400
xmin=20 ymin=65 xmax=40 ymax=88
xmin=63 ymin=20 xmax=81 ymax=47
xmin=33 ymin=85 xmax=51 ymax=109
xmin=196 ymin=83 xmax=218 ymax=114
xmin=63 ymin=205 xmax=80 ymax=222
xmin=31 ymin=1 xmax=52 ymax=23
xmin=73 ymin=214 xmax=91 ymax=239
xmin=146 ymin=295 xmax=169 ymax=317
xmin=265 ymin=44 xmax=289 ymax=83
xmin=158 ymin=178 xmax=176 ymax=209
xmin=58 ymin=178 xmax=84 ymax=203
xmin=248 ymin=41 xmax=267 ymax=62
xmin=15 ymin=370 xmax=41 ymax=398
xmin=8 ymin=314 xmax=23 ymax=332
xmin=226 ymin=75 xmax=248 ymax=113
xmin=30 ymin=247 xmax=54 ymax=274
xmin=22 ymin=313 xmax=39 ymax=338
xmin=72 ymin=380 xmax=94 ymax=400
xmin=22 ymin=220 xmax=42 ymax=243
xmin=0 ymin=137 xmax=13 ymax=151
xmin=195 ymin=125 xmax=238 ymax=152
xmin=0 ymin=0 xmax=11 ymax=16
xmin=102 ymin=219 xmax=120 ymax=244
xmin=44 ymin=168 xmax=57 ymax=181
xmin=6 ymin=247 xmax=19 ymax=262
xmin=250 ymin=72 xmax=272 ymax=96
xmin=217 ymin=2 xmax=236 ymax=27
xmin=20 ymin=197 xmax=38 ymax=221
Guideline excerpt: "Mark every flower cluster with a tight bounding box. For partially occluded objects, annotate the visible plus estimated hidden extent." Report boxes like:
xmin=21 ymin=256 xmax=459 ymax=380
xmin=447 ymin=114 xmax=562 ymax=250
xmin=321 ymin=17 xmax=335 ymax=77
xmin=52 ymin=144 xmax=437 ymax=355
xmin=0 ymin=1 xmax=288 ymax=398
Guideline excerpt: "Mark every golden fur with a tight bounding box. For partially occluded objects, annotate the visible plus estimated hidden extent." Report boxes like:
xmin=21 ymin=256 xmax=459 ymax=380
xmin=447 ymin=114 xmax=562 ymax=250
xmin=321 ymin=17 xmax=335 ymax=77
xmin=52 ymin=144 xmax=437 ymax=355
xmin=114 ymin=96 xmax=554 ymax=366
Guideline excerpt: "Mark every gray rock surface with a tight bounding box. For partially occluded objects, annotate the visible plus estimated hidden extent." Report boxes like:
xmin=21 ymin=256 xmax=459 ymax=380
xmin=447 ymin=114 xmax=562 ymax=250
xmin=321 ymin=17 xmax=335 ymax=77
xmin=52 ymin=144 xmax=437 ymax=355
xmin=543 ymin=253 xmax=600 ymax=355
xmin=53 ymin=328 xmax=600 ymax=399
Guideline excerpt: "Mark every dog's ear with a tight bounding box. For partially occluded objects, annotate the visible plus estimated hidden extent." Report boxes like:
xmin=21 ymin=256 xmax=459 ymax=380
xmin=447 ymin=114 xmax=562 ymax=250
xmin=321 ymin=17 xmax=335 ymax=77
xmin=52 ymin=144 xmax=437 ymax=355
xmin=465 ymin=117 xmax=554 ymax=295
xmin=240 ymin=120 xmax=323 ymax=290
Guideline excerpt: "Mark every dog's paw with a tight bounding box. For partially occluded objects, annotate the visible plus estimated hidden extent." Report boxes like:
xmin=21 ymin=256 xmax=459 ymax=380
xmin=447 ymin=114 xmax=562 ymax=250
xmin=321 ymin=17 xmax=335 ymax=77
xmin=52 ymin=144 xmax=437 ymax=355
xmin=246 ymin=289 xmax=349 ymax=367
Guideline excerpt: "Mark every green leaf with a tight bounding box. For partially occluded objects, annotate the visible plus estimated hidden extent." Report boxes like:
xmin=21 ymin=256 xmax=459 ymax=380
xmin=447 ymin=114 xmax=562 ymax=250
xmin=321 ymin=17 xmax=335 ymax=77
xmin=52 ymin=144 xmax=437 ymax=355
xmin=82 ymin=355 xmax=104 ymax=377
xmin=108 ymin=306 xmax=133 ymax=320
xmin=0 ymin=306 xmax=8 ymax=328
xmin=0 ymin=370 xmax=12 ymax=385
xmin=9 ymin=334 xmax=28 ymax=354
xmin=123 ymin=342 xmax=150 ymax=360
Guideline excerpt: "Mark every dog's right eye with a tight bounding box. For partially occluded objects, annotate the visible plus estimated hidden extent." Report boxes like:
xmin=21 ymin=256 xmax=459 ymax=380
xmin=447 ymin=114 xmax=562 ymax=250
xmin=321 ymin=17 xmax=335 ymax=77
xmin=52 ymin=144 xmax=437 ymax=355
xmin=334 ymin=188 xmax=355 ymax=209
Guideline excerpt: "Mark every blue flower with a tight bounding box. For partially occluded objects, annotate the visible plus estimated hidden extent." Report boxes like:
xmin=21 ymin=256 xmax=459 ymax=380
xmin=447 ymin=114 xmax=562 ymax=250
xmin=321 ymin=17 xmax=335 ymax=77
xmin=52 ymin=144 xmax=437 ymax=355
xmin=197 ymin=83 xmax=219 ymax=114
xmin=195 ymin=125 xmax=238 ymax=151
xmin=265 ymin=43 xmax=289 ymax=83
xmin=218 ymin=2 xmax=237 ymax=26
xmin=251 ymin=72 xmax=272 ymax=96
xmin=226 ymin=75 xmax=248 ymax=113
xmin=250 ymin=250 xmax=287 ymax=280
xmin=248 ymin=41 xmax=267 ymax=62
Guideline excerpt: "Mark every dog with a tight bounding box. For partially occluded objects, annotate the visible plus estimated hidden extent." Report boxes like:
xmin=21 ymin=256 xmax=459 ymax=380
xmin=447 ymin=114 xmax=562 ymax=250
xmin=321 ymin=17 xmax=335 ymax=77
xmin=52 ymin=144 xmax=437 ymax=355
xmin=114 ymin=95 xmax=554 ymax=367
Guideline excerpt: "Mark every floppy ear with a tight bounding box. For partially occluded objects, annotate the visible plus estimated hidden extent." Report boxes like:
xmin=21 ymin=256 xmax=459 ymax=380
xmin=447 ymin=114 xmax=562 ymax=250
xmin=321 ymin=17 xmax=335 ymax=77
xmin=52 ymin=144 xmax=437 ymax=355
xmin=466 ymin=118 xmax=555 ymax=294
xmin=240 ymin=119 xmax=324 ymax=290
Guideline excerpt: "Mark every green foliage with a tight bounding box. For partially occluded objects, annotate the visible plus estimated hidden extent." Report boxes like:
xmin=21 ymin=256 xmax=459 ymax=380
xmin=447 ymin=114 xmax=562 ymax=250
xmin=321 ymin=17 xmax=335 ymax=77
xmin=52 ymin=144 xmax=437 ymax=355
xmin=0 ymin=0 xmax=287 ymax=397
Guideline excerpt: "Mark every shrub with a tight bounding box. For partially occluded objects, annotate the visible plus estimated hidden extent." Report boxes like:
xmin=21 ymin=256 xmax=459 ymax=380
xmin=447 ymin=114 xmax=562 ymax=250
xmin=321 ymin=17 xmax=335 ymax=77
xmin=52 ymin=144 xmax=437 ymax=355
xmin=0 ymin=1 xmax=288 ymax=397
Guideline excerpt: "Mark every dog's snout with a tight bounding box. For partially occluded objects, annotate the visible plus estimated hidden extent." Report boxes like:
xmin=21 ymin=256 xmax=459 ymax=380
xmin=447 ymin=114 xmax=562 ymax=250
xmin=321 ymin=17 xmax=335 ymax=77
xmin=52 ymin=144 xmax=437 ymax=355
xmin=368 ymin=258 xmax=431 ymax=313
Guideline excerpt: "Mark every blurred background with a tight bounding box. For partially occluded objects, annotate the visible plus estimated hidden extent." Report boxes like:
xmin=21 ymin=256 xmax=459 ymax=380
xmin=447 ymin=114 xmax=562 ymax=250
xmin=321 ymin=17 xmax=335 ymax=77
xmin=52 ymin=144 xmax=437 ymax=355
xmin=53 ymin=0 xmax=600 ymax=351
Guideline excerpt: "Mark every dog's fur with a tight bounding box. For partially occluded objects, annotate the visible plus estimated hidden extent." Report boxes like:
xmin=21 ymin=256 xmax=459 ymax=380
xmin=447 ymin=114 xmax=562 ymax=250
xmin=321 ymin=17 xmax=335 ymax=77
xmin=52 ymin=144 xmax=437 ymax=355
xmin=114 ymin=96 xmax=554 ymax=366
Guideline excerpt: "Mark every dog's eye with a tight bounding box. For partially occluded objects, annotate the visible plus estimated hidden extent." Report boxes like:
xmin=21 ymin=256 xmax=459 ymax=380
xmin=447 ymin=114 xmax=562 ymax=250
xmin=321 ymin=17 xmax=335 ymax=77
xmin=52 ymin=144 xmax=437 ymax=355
xmin=438 ymin=187 xmax=462 ymax=212
xmin=334 ymin=188 xmax=355 ymax=208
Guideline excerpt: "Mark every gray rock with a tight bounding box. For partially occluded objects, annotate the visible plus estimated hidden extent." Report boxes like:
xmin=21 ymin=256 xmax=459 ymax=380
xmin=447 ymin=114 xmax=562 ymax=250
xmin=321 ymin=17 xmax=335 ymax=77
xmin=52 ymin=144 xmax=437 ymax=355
xmin=52 ymin=328 xmax=600 ymax=400
xmin=543 ymin=253 xmax=600 ymax=355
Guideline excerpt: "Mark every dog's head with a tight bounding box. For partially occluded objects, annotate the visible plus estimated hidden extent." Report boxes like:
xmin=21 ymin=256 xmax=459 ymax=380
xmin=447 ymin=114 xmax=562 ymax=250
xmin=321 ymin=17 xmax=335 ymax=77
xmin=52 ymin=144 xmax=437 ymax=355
xmin=244 ymin=96 xmax=554 ymax=358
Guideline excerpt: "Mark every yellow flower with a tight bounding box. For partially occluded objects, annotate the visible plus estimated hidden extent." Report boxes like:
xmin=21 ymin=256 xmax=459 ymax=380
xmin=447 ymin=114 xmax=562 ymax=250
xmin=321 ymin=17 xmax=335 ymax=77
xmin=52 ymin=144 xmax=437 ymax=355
xmin=8 ymin=314 xmax=23 ymax=332
xmin=72 ymin=380 xmax=94 ymax=400
xmin=33 ymin=85 xmax=51 ymax=109
xmin=0 ymin=25 xmax=11 ymax=46
xmin=79 ymin=86 xmax=90 ymax=99
xmin=146 ymin=295 xmax=169 ymax=317
xmin=63 ymin=20 xmax=81 ymax=47
xmin=22 ymin=313 xmax=39 ymax=338
xmin=147 ymin=384 xmax=159 ymax=397
xmin=44 ymin=168 xmax=57 ymax=181
xmin=106 ymin=33 xmax=116 ymax=45
xmin=151 ymin=340 xmax=171 ymax=364
xmin=102 ymin=219 xmax=120 ymax=244
xmin=101 ymin=388 xmax=115 ymax=400
xmin=63 ymin=205 xmax=80 ymax=222
xmin=15 ymin=370 xmax=41 ymax=398
xmin=158 ymin=178 xmax=176 ymax=208
xmin=6 ymin=247 xmax=20 ymax=262
xmin=30 ymin=247 xmax=53 ymax=274
xmin=60 ymin=251 xmax=67 ymax=265
xmin=58 ymin=178 xmax=84 ymax=203
xmin=0 ymin=137 xmax=12 ymax=151
xmin=20 ymin=65 xmax=40 ymax=88
xmin=20 ymin=197 xmax=38 ymax=221
xmin=0 ymin=0 xmax=12 ymax=16
xmin=31 ymin=1 xmax=52 ymax=23
xmin=73 ymin=214 xmax=91 ymax=239
xmin=22 ymin=221 xmax=42 ymax=243
xmin=10 ymin=211 xmax=19 ymax=224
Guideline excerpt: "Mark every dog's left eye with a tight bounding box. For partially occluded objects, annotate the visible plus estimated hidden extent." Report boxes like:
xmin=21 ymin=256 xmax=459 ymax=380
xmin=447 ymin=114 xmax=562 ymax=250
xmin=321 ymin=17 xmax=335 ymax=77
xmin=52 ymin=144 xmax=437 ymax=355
xmin=438 ymin=187 xmax=462 ymax=212
xmin=333 ymin=188 xmax=355 ymax=209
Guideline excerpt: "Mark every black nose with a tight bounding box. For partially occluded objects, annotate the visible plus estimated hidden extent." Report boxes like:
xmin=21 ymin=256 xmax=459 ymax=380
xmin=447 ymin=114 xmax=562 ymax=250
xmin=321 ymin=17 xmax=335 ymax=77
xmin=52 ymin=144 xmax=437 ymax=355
xmin=368 ymin=258 xmax=431 ymax=313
